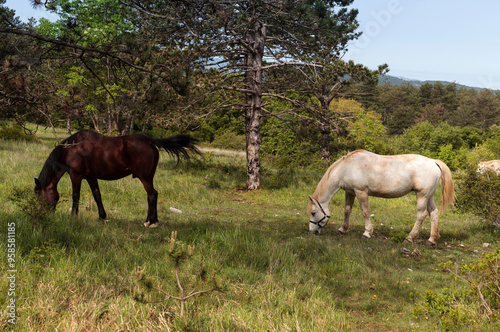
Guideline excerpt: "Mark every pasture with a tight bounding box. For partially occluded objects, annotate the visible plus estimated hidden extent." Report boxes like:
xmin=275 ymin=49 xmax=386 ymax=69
xmin=1 ymin=127 xmax=498 ymax=331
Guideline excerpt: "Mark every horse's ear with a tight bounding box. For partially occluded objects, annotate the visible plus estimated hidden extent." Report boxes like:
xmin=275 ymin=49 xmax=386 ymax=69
xmin=35 ymin=178 xmax=41 ymax=190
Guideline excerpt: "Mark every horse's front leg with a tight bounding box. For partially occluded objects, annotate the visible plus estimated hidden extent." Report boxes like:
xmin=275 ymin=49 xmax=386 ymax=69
xmin=355 ymin=190 xmax=373 ymax=238
xmin=69 ymin=174 xmax=83 ymax=216
xmin=87 ymin=177 xmax=107 ymax=220
xmin=339 ymin=192 xmax=355 ymax=235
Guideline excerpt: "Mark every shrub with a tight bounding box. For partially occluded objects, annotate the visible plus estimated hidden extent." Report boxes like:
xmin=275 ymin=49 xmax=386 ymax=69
xmin=9 ymin=186 xmax=52 ymax=227
xmin=455 ymin=166 xmax=500 ymax=228
xmin=134 ymin=231 xmax=223 ymax=319
xmin=413 ymin=251 xmax=500 ymax=330
xmin=412 ymin=288 xmax=471 ymax=331
xmin=209 ymin=131 xmax=246 ymax=150
xmin=0 ymin=123 xmax=38 ymax=141
xmin=454 ymin=250 xmax=500 ymax=315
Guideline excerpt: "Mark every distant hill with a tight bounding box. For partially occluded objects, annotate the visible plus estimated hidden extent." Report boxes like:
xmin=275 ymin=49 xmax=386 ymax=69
xmin=378 ymin=75 xmax=485 ymax=91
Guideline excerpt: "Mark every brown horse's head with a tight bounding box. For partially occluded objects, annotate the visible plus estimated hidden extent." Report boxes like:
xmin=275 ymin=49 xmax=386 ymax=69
xmin=34 ymin=178 xmax=59 ymax=210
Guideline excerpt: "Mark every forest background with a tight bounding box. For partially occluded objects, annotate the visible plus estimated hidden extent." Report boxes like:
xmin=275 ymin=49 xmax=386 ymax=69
xmin=0 ymin=0 xmax=499 ymax=182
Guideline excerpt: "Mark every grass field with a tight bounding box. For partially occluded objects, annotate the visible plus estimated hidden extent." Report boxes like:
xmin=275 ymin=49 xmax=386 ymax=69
xmin=0 ymin=126 xmax=498 ymax=331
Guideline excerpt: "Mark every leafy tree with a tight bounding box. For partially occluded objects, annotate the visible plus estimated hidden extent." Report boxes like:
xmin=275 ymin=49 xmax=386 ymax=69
xmin=475 ymin=89 xmax=500 ymax=132
xmin=376 ymin=82 xmax=421 ymax=134
xmin=346 ymin=109 xmax=388 ymax=154
xmin=451 ymin=87 xmax=479 ymax=127
xmin=119 ymin=0 xmax=370 ymax=189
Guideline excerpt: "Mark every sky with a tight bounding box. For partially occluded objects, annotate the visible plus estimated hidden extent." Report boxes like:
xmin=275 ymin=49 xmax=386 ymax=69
xmin=4 ymin=0 xmax=500 ymax=90
xmin=344 ymin=0 xmax=500 ymax=90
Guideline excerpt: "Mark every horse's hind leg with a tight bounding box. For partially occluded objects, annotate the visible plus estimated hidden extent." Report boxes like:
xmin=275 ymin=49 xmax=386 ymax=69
xmin=87 ymin=177 xmax=107 ymax=220
xmin=339 ymin=192 xmax=355 ymax=235
xmin=141 ymin=179 xmax=158 ymax=228
xmin=355 ymin=190 xmax=373 ymax=238
xmin=407 ymin=193 xmax=428 ymax=243
xmin=427 ymin=198 xmax=439 ymax=245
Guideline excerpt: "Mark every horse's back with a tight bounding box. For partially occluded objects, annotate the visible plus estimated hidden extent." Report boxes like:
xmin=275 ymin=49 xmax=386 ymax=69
xmin=63 ymin=131 xmax=157 ymax=180
xmin=338 ymin=150 xmax=441 ymax=197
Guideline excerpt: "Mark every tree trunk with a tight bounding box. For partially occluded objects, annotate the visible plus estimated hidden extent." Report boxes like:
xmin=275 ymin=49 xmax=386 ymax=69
xmin=244 ymin=20 xmax=266 ymax=190
xmin=122 ymin=112 xmax=134 ymax=135
xmin=66 ymin=117 xmax=72 ymax=135
xmin=319 ymin=123 xmax=331 ymax=161
xmin=318 ymin=97 xmax=331 ymax=161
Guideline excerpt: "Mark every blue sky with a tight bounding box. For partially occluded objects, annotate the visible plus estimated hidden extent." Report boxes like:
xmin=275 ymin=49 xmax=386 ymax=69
xmin=344 ymin=0 xmax=500 ymax=90
xmin=4 ymin=0 xmax=500 ymax=90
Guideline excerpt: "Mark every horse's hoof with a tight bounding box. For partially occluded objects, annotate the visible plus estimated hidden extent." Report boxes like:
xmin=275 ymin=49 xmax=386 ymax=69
xmin=144 ymin=221 xmax=151 ymax=228
xmin=404 ymin=237 xmax=414 ymax=244
xmin=362 ymin=231 xmax=371 ymax=239
xmin=148 ymin=223 xmax=158 ymax=229
xmin=425 ymin=240 xmax=437 ymax=246
xmin=338 ymin=228 xmax=347 ymax=235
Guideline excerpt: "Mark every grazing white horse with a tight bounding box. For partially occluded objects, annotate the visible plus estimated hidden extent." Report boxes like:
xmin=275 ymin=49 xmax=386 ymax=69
xmin=477 ymin=160 xmax=500 ymax=175
xmin=308 ymin=150 xmax=455 ymax=245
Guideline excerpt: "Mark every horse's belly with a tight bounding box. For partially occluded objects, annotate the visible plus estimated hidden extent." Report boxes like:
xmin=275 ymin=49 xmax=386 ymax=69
xmin=366 ymin=177 xmax=413 ymax=198
xmin=367 ymin=188 xmax=413 ymax=198
xmin=88 ymin=168 xmax=132 ymax=180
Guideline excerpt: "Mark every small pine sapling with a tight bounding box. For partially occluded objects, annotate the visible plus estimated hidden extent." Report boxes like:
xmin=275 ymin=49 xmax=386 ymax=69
xmin=135 ymin=231 xmax=223 ymax=318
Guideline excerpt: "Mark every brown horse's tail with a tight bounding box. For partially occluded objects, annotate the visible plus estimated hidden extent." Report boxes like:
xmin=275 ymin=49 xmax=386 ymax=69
xmin=153 ymin=135 xmax=200 ymax=162
xmin=435 ymin=159 xmax=455 ymax=215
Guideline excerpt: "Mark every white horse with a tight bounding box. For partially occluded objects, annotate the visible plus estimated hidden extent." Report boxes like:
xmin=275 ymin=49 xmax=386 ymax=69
xmin=477 ymin=160 xmax=500 ymax=175
xmin=308 ymin=150 xmax=455 ymax=245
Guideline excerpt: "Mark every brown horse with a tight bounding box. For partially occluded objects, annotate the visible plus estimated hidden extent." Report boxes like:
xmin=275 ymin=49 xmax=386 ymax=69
xmin=35 ymin=130 xmax=199 ymax=227
xmin=308 ymin=150 xmax=455 ymax=244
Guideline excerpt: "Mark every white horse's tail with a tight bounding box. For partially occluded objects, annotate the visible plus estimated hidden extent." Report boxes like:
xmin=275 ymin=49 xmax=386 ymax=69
xmin=435 ymin=159 xmax=455 ymax=215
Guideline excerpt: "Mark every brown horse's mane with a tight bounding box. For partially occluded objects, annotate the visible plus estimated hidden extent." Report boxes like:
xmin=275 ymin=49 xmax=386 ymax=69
xmin=38 ymin=131 xmax=86 ymax=188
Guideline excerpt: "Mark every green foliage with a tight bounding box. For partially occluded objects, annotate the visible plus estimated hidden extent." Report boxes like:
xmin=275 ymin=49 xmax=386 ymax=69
xmin=210 ymin=132 xmax=246 ymax=151
xmin=392 ymin=121 xmax=469 ymax=170
xmin=412 ymin=288 xmax=472 ymax=331
xmin=135 ymin=231 xmax=222 ymax=319
xmin=347 ymin=110 xmax=388 ymax=154
xmin=456 ymin=166 xmax=500 ymax=227
xmin=414 ymin=250 xmax=500 ymax=329
xmin=457 ymin=250 xmax=500 ymax=314
xmin=484 ymin=124 xmax=500 ymax=158
xmin=9 ymin=186 xmax=52 ymax=227
xmin=459 ymin=126 xmax=484 ymax=148
xmin=28 ymin=239 xmax=59 ymax=263
xmin=40 ymin=0 xmax=134 ymax=45
xmin=389 ymin=231 xmax=408 ymax=243
xmin=437 ymin=144 xmax=468 ymax=171
xmin=468 ymin=143 xmax=496 ymax=164
xmin=0 ymin=123 xmax=38 ymax=141
xmin=261 ymin=117 xmax=320 ymax=168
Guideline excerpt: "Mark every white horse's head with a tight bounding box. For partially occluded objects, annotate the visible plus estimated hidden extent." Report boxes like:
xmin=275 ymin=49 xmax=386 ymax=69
xmin=308 ymin=195 xmax=330 ymax=235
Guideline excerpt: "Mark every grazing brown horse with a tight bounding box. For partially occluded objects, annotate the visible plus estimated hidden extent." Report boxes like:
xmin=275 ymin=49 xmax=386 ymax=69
xmin=35 ymin=130 xmax=199 ymax=227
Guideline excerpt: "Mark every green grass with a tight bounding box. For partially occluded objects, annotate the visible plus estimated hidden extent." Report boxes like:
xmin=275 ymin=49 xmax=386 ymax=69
xmin=1 ymin=126 xmax=499 ymax=331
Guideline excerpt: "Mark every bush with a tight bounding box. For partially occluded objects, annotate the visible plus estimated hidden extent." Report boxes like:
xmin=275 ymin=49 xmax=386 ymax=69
xmin=9 ymin=186 xmax=52 ymax=227
xmin=413 ymin=251 xmax=500 ymax=329
xmin=455 ymin=166 xmax=500 ymax=227
xmin=0 ymin=123 xmax=38 ymax=141
xmin=412 ymin=288 xmax=472 ymax=331
xmin=209 ymin=131 xmax=246 ymax=150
